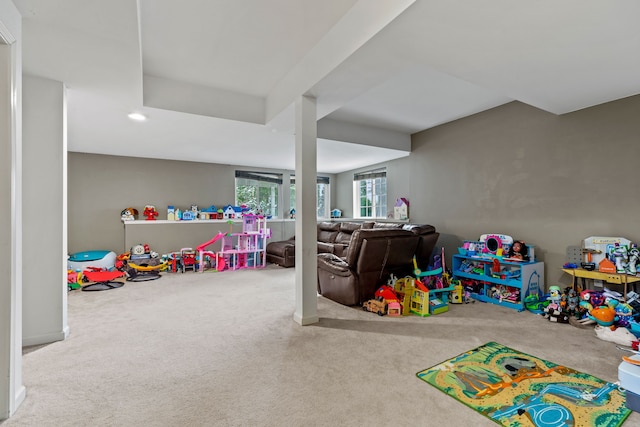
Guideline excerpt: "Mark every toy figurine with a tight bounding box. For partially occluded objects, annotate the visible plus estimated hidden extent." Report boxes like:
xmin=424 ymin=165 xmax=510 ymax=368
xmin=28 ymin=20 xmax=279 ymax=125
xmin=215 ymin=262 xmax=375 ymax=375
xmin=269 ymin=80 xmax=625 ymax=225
xmin=507 ymin=240 xmax=529 ymax=261
xmin=612 ymin=243 xmax=629 ymax=273
xmin=566 ymin=288 xmax=579 ymax=316
xmin=143 ymin=205 xmax=159 ymax=221
xmin=628 ymin=244 xmax=639 ymax=274
xmin=546 ymin=285 xmax=562 ymax=309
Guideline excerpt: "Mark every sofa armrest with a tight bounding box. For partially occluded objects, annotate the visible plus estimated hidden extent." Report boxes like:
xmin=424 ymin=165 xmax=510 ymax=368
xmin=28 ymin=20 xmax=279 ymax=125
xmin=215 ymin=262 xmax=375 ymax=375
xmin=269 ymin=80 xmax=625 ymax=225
xmin=317 ymin=253 xmax=352 ymax=276
xmin=317 ymin=242 xmax=335 ymax=254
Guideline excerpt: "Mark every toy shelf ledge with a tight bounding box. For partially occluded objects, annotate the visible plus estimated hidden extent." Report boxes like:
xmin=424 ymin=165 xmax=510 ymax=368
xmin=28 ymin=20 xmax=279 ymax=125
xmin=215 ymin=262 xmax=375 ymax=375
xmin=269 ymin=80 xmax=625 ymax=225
xmin=122 ymin=219 xmax=295 ymax=225
xmin=123 ymin=219 xmax=243 ymax=225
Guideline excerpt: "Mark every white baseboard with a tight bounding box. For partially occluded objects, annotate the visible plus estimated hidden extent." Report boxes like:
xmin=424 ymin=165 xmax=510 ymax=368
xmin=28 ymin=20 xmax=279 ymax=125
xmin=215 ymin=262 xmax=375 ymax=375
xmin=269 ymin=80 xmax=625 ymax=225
xmin=22 ymin=330 xmax=67 ymax=347
xmin=293 ymin=313 xmax=319 ymax=326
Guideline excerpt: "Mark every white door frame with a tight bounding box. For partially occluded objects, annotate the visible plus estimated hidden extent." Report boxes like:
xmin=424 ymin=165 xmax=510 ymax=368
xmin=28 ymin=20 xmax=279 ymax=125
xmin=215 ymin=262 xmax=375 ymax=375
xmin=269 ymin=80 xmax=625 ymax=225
xmin=0 ymin=0 xmax=25 ymax=419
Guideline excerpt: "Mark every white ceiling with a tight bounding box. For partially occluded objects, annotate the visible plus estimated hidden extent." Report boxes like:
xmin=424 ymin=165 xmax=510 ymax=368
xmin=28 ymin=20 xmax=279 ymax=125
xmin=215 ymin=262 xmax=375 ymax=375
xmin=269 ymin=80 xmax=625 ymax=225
xmin=13 ymin=0 xmax=640 ymax=174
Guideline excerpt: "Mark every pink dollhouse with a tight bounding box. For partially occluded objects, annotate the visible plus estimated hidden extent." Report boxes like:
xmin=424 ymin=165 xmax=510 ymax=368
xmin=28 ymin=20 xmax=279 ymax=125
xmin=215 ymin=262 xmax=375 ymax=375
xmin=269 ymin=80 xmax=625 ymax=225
xmin=213 ymin=214 xmax=271 ymax=271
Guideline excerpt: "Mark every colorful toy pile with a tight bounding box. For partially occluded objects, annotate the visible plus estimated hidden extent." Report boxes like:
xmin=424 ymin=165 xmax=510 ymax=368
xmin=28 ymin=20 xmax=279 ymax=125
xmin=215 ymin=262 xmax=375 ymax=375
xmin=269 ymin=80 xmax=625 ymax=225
xmin=157 ymin=213 xmax=270 ymax=273
xmin=70 ymin=214 xmax=271 ymax=292
xmin=361 ymin=249 xmax=456 ymax=317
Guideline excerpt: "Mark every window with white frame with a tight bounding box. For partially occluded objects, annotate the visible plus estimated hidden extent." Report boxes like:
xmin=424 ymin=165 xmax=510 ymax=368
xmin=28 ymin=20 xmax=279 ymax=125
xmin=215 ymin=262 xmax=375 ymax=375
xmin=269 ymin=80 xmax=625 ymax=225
xmin=235 ymin=171 xmax=281 ymax=218
xmin=290 ymin=176 xmax=330 ymax=218
xmin=353 ymin=169 xmax=387 ymax=218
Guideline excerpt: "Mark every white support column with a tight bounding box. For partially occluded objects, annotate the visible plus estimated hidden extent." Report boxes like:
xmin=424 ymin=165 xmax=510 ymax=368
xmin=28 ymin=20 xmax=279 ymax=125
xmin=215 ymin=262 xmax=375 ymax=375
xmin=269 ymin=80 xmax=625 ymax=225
xmin=22 ymin=75 xmax=68 ymax=346
xmin=293 ymin=95 xmax=319 ymax=325
xmin=0 ymin=0 xmax=25 ymax=419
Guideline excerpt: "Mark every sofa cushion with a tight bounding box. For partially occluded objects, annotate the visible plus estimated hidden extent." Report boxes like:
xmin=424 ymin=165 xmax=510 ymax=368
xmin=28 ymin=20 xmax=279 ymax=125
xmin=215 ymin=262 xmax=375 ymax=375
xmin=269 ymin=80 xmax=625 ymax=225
xmin=335 ymin=222 xmax=363 ymax=244
xmin=317 ymin=230 xmax=339 ymax=243
xmin=317 ymin=221 xmax=340 ymax=244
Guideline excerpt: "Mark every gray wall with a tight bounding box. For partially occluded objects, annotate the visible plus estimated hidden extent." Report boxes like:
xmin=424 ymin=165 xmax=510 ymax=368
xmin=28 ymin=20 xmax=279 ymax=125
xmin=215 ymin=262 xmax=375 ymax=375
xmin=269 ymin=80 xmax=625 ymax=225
xmin=68 ymin=154 xmax=331 ymax=254
xmin=337 ymin=96 xmax=640 ymax=287
xmin=335 ymin=155 xmax=411 ymax=218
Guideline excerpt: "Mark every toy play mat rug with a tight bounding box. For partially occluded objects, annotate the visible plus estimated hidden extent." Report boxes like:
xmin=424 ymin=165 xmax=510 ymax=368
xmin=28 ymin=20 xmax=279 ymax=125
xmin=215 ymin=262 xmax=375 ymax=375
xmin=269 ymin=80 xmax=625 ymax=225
xmin=416 ymin=342 xmax=630 ymax=427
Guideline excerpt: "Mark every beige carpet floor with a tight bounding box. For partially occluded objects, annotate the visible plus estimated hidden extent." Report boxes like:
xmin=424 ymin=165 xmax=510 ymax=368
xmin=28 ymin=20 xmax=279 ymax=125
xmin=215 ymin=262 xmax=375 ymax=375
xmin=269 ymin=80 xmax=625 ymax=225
xmin=3 ymin=265 xmax=639 ymax=426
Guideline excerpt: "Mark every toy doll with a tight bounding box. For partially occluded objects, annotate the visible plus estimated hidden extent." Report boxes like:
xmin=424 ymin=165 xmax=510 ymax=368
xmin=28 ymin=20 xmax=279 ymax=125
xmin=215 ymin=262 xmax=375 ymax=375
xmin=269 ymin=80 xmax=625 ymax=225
xmin=508 ymin=240 xmax=529 ymax=261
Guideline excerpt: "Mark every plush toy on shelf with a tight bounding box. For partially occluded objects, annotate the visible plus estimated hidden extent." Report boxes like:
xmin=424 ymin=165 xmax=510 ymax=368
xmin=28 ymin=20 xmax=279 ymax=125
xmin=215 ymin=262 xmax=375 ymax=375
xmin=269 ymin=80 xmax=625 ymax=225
xmin=143 ymin=205 xmax=159 ymax=220
xmin=120 ymin=207 xmax=138 ymax=221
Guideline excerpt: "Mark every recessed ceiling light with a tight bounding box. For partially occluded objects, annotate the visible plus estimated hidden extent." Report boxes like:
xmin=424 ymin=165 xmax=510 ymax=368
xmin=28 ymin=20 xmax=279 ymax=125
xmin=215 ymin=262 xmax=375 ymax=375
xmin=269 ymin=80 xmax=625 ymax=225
xmin=128 ymin=112 xmax=147 ymax=121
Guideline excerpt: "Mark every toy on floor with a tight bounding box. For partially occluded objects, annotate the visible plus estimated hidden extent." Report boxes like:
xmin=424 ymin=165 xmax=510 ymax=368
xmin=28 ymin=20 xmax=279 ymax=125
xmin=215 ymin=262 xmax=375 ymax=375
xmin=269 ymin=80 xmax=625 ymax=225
xmin=81 ymin=267 xmax=126 ymax=291
xmin=68 ymin=250 xmax=117 ymax=271
xmin=412 ymin=249 xmax=454 ymax=315
xmin=588 ymin=306 xmax=618 ymax=327
xmin=67 ymin=270 xmax=82 ymax=291
xmin=196 ymin=232 xmax=226 ymax=272
xmin=595 ymin=325 xmax=637 ymax=346
xmin=179 ymin=248 xmax=197 ymax=272
xmin=449 ymin=281 xmax=464 ymax=304
xmin=386 ymin=301 xmax=402 ymax=317
xmin=120 ymin=244 xmax=167 ymax=281
xmin=362 ymin=299 xmax=387 ymax=316
xmin=375 ymin=285 xmax=398 ymax=301
xmin=390 ymin=275 xmax=416 ymax=315
xmin=543 ymin=294 xmax=570 ymax=323
xmin=524 ymin=294 xmax=550 ymax=315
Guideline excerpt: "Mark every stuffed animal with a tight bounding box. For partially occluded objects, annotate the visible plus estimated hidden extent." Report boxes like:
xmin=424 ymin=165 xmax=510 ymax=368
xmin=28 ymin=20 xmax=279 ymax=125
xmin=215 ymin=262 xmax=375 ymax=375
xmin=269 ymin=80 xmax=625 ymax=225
xmin=120 ymin=207 xmax=138 ymax=221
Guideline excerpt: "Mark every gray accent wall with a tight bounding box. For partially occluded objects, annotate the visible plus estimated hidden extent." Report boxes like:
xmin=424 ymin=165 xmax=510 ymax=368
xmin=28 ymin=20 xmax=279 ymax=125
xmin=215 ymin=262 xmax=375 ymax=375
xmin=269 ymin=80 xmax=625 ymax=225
xmin=337 ymin=96 xmax=640 ymax=287
xmin=68 ymin=154 xmax=331 ymax=255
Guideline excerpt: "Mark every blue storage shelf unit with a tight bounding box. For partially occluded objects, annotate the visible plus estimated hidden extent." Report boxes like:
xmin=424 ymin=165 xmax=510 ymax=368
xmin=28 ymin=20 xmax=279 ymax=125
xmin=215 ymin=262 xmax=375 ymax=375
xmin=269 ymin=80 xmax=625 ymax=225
xmin=452 ymin=254 xmax=544 ymax=311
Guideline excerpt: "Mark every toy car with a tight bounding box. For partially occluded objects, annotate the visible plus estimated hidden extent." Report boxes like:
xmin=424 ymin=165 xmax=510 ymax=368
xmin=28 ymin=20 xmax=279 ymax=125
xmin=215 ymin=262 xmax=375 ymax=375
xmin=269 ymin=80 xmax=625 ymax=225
xmin=362 ymin=299 xmax=387 ymax=316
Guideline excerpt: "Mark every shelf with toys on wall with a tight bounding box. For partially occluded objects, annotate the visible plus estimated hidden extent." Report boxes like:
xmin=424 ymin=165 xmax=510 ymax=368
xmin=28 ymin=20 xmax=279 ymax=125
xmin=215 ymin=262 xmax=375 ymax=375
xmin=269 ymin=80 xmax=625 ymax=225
xmin=451 ymin=233 xmax=544 ymax=312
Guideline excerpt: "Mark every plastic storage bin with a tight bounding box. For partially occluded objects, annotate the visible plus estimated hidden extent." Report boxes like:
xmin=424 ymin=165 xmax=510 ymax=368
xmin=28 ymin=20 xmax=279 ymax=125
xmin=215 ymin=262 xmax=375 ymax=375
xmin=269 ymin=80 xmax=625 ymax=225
xmin=68 ymin=250 xmax=116 ymax=271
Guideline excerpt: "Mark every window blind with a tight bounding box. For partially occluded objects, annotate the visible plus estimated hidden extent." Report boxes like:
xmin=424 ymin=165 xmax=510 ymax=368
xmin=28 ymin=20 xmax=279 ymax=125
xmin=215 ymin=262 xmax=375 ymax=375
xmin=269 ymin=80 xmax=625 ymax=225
xmin=353 ymin=168 xmax=386 ymax=181
xmin=235 ymin=170 xmax=283 ymax=184
xmin=290 ymin=176 xmax=330 ymax=184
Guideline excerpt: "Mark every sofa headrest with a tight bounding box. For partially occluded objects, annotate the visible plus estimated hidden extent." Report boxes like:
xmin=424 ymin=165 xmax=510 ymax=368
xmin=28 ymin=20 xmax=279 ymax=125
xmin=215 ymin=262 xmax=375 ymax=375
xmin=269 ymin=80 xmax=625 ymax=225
xmin=317 ymin=229 xmax=339 ymax=244
xmin=373 ymin=222 xmax=403 ymax=229
xmin=339 ymin=222 xmax=363 ymax=232
xmin=317 ymin=222 xmax=341 ymax=232
xmin=345 ymin=228 xmax=416 ymax=266
xmin=402 ymin=224 xmax=436 ymax=235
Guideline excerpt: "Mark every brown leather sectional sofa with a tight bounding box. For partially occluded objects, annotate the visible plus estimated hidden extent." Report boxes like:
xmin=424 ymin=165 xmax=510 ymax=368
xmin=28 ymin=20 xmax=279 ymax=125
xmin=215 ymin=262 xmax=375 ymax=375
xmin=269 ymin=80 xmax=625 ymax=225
xmin=266 ymin=221 xmax=439 ymax=306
